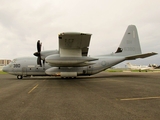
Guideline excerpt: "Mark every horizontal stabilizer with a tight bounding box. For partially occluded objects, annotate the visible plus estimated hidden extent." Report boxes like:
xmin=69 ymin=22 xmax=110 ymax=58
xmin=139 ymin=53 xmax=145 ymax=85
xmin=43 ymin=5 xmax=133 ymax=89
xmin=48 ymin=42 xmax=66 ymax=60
xmin=125 ymin=52 xmax=157 ymax=60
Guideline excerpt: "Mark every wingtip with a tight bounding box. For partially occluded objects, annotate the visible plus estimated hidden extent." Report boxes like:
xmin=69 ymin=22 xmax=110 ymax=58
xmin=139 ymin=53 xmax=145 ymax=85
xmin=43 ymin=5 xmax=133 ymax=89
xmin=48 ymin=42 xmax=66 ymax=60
xmin=152 ymin=52 xmax=158 ymax=55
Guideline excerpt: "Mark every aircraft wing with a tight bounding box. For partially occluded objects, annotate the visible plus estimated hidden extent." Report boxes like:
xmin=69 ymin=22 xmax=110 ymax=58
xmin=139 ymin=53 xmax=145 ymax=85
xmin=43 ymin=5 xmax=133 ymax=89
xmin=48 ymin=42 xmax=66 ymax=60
xmin=45 ymin=32 xmax=98 ymax=67
xmin=59 ymin=32 xmax=91 ymax=57
xmin=125 ymin=52 xmax=157 ymax=60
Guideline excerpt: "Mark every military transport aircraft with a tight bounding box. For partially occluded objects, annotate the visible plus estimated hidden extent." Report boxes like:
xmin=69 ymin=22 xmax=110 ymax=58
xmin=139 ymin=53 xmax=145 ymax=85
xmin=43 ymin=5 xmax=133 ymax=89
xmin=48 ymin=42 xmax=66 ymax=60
xmin=3 ymin=25 xmax=157 ymax=79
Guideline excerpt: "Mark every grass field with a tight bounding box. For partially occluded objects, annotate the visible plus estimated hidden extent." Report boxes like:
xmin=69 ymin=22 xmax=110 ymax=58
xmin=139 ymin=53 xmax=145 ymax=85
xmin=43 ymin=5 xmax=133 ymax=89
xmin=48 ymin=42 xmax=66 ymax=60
xmin=106 ymin=69 xmax=123 ymax=72
xmin=106 ymin=69 xmax=160 ymax=72
xmin=0 ymin=71 xmax=7 ymax=74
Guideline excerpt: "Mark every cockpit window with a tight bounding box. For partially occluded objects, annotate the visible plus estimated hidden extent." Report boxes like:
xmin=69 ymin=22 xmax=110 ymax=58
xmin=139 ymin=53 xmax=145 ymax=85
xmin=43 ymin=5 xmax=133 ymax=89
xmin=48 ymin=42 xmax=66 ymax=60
xmin=8 ymin=59 xmax=17 ymax=68
xmin=12 ymin=59 xmax=17 ymax=63
xmin=8 ymin=62 xmax=13 ymax=68
xmin=9 ymin=59 xmax=16 ymax=64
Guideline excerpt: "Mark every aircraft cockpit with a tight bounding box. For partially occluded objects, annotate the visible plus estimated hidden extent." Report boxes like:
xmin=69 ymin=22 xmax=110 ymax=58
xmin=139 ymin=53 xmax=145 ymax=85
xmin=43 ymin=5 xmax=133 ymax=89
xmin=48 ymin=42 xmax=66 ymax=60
xmin=7 ymin=59 xmax=16 ymax=68
xmin=2 ymin=59 xmax=19 ymax=73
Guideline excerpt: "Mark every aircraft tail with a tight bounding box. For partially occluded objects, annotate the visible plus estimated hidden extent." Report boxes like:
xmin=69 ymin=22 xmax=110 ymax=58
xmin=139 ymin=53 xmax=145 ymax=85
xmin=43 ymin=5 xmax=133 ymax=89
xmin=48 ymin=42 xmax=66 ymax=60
xmin=126 ymin=63 xmax=132 ymax=68
xmin=115 ymin=25 xmax=142 ymax=56
xmin=114 ymin=25 xmax=157 ymax=59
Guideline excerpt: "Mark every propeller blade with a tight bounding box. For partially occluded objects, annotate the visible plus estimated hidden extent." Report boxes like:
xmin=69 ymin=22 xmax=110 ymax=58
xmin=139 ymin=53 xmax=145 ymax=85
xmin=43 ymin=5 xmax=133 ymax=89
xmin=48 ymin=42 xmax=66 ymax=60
xmin=37 ymin=40 xmax=41 ymax=52
xmin=43 ymin=60 xmax=45 ymax=66
xmin=34 ymin=40 xmax=43 ymax=67
xmin=37 ymin=56 xmax=42 ymax=67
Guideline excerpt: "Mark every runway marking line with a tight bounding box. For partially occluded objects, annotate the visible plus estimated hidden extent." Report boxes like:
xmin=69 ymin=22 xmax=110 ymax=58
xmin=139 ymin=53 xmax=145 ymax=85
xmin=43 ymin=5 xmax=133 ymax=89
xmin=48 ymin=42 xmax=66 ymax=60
xmin=120 ymin=96 xmax=160 ymax=101
xmin=28 ymin=84 xmax=39 ymax=94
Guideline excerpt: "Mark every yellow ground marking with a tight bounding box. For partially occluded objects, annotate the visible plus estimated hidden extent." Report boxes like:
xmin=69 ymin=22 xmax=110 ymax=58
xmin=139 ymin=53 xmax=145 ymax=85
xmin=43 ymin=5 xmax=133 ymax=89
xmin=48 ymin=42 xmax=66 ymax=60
xmin=28 ymin=84 xmax=39 ymax=94
xmin=120 ymin=96 xmax=160 ymax=101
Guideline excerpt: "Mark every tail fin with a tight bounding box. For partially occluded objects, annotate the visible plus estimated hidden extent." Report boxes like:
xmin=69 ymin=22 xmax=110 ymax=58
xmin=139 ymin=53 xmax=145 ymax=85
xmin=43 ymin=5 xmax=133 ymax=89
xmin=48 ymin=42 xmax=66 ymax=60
xmin=126 ymin=63 xmax=132 ymax=68
xmin=115 ymin=25 xmax=142 ymax=56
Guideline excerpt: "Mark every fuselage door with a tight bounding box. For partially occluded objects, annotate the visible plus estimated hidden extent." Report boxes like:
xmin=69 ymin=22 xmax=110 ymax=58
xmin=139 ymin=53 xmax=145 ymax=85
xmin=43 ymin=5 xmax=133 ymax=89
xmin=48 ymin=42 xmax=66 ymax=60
xmin=22 ymin=67 xmax=27 ymax=76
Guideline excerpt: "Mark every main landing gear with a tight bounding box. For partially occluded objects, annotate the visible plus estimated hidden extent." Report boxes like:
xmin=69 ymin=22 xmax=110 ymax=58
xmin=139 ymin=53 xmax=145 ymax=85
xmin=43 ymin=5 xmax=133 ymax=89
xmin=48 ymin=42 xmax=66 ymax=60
xmin=17 ymin=75 xmax=23 ymax=79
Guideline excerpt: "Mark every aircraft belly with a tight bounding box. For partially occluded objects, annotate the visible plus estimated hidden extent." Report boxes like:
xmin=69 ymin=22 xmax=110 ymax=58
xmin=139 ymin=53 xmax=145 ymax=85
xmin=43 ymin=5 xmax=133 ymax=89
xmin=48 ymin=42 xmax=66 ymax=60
xmin=27 ymin=71 xmax=46 ymax=76
xmin=11 ymin=68 xmax=22 ymax=75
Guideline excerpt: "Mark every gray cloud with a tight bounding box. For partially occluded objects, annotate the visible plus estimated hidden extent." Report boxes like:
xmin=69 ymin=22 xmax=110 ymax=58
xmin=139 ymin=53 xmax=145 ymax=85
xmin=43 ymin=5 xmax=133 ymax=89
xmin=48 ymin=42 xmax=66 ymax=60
xmin=0 ymin=0 xmax=159 ymax=65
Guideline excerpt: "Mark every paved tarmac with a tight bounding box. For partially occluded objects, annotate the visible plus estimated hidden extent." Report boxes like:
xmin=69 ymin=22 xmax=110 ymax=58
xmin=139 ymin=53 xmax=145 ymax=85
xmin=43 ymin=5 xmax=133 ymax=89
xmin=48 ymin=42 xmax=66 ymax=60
xmin=0 ymin=72 xmax=160 ymax=120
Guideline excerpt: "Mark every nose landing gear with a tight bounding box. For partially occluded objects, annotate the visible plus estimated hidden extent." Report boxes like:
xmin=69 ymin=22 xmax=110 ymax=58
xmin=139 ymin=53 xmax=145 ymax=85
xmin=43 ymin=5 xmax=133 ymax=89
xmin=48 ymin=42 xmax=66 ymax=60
xmin=17 ymin=75 xmax=23 ymax=79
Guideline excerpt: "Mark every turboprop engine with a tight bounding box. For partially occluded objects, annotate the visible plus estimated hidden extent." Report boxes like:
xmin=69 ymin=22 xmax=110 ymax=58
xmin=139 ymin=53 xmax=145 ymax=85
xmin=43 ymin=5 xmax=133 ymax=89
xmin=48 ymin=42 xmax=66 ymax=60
xmin=45 ymin=54 xmax=98 ymax=67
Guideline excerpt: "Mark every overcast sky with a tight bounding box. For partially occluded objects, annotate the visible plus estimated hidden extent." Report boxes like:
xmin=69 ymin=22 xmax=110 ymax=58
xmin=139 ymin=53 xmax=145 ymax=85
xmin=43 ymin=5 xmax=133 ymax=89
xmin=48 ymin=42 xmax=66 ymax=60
xmin=0 ymin=0 xmax=160 ymax=66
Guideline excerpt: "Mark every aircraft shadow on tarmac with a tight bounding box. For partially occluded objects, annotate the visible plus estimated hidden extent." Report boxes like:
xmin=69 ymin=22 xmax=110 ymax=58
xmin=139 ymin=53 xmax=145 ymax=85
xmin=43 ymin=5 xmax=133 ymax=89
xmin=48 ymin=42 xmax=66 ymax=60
xmin=4 ymin=73 xmax=146 ymax=81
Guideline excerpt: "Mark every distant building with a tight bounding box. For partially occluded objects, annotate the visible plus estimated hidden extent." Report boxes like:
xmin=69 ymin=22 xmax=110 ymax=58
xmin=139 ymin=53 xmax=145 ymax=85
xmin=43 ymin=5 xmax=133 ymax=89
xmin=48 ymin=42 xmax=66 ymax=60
xmin=0 ymin=59 xmax=11 ymax=71
xmin=0 ymin=59 xmax=11 ymax=66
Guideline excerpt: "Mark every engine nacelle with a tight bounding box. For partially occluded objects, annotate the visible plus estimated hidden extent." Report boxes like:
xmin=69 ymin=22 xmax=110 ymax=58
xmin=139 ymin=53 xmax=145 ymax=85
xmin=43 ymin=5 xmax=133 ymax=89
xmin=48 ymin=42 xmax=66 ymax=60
xmin=45 ymin=54 xmax=97 ymax=67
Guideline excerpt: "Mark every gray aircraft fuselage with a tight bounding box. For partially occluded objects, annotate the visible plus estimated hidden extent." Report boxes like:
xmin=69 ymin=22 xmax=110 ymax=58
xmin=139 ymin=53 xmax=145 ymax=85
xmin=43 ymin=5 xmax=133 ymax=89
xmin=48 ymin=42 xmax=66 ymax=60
xmin=3 ymin=55 xmax=125 ymax=79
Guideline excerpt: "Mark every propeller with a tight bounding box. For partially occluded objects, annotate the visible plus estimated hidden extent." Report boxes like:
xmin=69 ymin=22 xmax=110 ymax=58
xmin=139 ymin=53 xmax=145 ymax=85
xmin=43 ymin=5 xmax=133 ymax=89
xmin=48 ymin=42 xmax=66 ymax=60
xmin=34 ymin=40 xmax=44 ymax=67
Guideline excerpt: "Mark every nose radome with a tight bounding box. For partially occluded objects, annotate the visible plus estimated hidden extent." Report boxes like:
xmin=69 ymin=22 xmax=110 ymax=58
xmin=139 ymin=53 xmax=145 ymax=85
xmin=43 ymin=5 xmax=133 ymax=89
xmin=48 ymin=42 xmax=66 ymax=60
xmin=2 ymin=66 xmax=8 ymax=72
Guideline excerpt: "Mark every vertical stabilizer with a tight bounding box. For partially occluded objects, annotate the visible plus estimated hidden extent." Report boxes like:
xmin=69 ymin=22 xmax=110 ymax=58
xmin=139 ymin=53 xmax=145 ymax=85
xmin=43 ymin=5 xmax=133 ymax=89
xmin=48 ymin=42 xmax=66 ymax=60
xmin=115 ymin=25 xmax=142 ymax=56
xmin=126 ymin=63 xmax=132 ymax=68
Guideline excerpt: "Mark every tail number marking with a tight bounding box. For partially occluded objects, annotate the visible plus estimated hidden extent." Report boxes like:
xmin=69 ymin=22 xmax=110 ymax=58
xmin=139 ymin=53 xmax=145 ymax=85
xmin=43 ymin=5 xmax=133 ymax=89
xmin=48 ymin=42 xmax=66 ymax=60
xmin=13 ymin=64 xmax=21 ymax=68
xmin=123 ymin=47 xmax=135 ymax=51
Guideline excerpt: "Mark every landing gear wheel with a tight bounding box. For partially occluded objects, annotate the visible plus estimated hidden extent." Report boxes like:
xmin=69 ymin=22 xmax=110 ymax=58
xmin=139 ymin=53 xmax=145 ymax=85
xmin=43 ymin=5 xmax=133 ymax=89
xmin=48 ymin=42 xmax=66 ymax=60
xmin=17 ymin=75 xmax=23 ymax=79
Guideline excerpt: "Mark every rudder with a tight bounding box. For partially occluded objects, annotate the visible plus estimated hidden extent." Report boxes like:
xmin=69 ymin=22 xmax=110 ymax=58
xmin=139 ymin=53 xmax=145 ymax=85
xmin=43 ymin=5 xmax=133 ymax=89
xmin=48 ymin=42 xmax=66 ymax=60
xmin=126 ymin=63 xmax=132 ymax=68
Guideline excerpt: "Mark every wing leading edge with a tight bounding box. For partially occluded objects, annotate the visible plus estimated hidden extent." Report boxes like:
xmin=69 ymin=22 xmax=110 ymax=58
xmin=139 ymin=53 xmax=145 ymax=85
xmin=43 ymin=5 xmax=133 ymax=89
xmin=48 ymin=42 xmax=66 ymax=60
xmin=45 ymin=32 xmax=98 ymax=67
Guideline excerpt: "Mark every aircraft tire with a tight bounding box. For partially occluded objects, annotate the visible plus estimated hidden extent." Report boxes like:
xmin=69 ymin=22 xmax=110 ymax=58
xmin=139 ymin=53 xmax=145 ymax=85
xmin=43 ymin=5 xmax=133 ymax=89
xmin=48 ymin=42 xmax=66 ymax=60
xmin=17 ymin=75 xmax=23 ymax=79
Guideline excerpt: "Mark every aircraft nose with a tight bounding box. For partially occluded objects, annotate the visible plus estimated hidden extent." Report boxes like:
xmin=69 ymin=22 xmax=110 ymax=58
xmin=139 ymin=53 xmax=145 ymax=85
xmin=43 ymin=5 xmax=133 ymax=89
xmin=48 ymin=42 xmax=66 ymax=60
xmin=2 ymin=66 xmax=8 ymax=72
